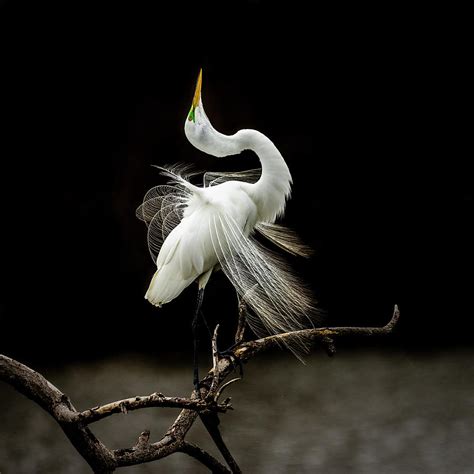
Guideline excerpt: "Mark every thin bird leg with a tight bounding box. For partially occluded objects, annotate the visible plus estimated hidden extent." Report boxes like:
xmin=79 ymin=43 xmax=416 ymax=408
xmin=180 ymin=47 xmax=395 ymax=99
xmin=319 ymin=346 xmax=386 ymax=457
xmin=235 ymin=294 xmax=247 ymax=345
xmin=198 ymin=269 xmax=215 ymax=341
xmin=216 ymin=293 xmax=247 ymax=377
xmin=192 ymin=288 xmax=205 ymax=392
xmin=199 ymin=306 xmax=213 ymax=338
xmin=217 ymin=292 xmax=248 ymax=354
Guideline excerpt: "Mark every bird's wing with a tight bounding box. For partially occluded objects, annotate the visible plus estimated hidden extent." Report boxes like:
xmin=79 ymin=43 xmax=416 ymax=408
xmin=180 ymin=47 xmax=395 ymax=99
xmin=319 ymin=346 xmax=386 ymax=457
xmin=255 ymin=222 xmax=313 ymax=258
xmin=210 ymin=212 xmax=318 ymax=361
xmin=136 ymin=183 xmax=190 ymax=263
xmin=137 ymin=166 xmax=260 ymax=264
xmin=136 ymin=185 xmax=181 ymax=225
xmin=203 ymin=168 xmax=261 ymax=187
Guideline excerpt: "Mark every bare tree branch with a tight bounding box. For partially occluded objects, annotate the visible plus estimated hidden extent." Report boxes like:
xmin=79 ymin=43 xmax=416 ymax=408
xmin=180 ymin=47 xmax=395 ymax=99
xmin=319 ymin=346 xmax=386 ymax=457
xmin=0 ymin=355 xmax=75 ymax=422
xmin=234 ymin=304 xmax=400 ymax=362
xmin=179 ymin=441 xmax=231 ymax=473
xmin=0 ymin=305 xmax=400 ymax=473
xmin=78 ymin=392 xmax=232 ymax=425
xmin=215 ymin=378 xmax=240 ymax=402
xmin=200 ymin=413 xmax=242 ymax=474
xmin=198 ymin=324 xmax=242 ymax=472
xmin=0 ymin=355 xmax=116 ymax=473
xmin=113 ymin=434 xmax=178 ymax=467
xmin=207 ymin=324 xmax=222 ymax=397
xmin=114 ymin=392 xmax=204 ymax=467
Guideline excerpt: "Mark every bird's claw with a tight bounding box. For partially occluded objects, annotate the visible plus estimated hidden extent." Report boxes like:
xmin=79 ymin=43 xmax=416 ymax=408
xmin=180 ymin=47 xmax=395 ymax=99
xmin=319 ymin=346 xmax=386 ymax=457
xmin=217 ymin=349 xmax=244 ymax=378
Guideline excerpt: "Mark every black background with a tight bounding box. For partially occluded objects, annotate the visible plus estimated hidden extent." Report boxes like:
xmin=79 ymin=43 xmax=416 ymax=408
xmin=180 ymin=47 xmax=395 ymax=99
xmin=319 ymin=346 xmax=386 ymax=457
xmin=0 ymin=2 xmax=471 ymax=364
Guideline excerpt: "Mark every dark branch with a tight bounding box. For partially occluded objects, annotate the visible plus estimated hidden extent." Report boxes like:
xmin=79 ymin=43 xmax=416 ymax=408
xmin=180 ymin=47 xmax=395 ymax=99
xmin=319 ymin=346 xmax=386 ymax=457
xmin=208 ymin=324 xmax=222 ymax=397
xmin=234 ymin=304 xmax=400 ymax=362
xmin=0 ymin=305 xmax=400 ymax=473
xmin=78 ymin=392 xmax=231 ymax=425
xmin=114 ymin=435 xmax=178 ymax=467
xmin=200 ymin=413 xmax=242 ymax=474
xmin=198 ymin=326 xmax=242 ymax=472
xmin=0 ymin=355 xmax=75 ymax=422
xmin=179 ymin=441 xmax=232 ymax=473
xmin=0 ymin=355 xmax=116 ymax=472
xmin=114 ymin=391 xmax=205 ymax=467
xmin=134 ymin=430 xmax=150 ymax=449
xmin=114 ymin=395 xmax=212 ymax=466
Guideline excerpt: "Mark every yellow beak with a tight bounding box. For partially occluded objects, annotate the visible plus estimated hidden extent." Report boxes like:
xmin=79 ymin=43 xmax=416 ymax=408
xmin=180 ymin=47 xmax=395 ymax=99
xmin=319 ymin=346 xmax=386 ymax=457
xmin=192 ymin=68 xmax=203 ymax=109
xmin=188 ymin=69 xmax=202 ymax=122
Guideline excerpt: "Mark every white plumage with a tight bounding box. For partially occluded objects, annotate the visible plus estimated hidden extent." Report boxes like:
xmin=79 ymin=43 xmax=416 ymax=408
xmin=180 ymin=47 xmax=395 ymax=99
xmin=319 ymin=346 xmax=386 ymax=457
xmin=137 ymin=71 xmax=317 ymax=358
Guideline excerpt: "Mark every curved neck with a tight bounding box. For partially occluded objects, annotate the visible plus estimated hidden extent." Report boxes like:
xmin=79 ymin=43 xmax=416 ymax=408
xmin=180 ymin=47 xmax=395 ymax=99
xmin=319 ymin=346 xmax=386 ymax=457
xmin=233 ymin=129 xmax=293 ymax=223
xmin=187 ymin=106 xmax=292 ymax=222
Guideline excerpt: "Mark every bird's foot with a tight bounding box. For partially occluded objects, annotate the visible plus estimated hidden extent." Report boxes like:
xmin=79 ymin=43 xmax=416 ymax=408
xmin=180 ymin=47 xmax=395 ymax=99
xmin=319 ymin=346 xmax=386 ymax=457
xmin=217 ymin=346 xmax=244 ymax=378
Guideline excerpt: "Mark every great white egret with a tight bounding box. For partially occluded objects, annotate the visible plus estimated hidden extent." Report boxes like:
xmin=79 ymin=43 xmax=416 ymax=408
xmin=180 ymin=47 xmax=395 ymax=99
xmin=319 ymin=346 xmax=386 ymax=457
xmin=137 ymin=70 xmax=316 ymax=387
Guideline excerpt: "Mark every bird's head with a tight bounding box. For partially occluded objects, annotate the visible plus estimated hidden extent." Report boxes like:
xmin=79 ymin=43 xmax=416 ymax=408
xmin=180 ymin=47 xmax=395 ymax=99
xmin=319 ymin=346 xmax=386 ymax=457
xmin=184 ymin=69 xmax=240 ymax=157
xmin=184 ymin=69 xmax=211 ymax=151
xmin=185 ymin=69 xmax=204 ymax=125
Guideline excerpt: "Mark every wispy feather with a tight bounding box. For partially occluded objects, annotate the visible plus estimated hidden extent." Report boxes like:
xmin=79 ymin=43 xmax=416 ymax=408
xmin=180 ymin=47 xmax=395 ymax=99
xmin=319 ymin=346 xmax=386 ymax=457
xmin=137 ymin=167 xmax=319 ymax=358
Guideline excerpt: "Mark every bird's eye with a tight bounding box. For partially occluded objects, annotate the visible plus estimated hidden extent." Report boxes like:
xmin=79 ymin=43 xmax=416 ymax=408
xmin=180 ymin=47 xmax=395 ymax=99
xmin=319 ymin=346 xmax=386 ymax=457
xmin=188 ymin=106 xmax=196 ymax=123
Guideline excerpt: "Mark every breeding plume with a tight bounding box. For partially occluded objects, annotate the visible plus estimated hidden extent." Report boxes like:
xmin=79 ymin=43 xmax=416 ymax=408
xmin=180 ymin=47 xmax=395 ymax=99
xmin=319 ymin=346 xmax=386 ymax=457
xmin=137 ymin=70 xmax=316 ymax=367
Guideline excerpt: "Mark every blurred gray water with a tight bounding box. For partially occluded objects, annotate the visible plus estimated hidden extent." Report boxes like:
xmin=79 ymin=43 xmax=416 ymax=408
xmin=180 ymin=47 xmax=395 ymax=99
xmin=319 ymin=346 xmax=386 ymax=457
xmin=1 ymin=350 xmax=473 ymax=473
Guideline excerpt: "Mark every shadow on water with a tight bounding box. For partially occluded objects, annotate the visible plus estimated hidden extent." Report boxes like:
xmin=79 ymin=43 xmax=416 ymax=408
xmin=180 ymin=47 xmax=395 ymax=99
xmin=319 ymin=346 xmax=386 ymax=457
xmin=1 ymin=350 xmax=473 ymax=473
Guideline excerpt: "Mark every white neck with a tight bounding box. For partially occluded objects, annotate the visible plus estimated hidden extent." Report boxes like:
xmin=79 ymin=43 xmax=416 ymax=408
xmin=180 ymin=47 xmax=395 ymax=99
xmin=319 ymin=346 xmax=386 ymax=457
xmin=234 ymin=129 xmax=292 ymax=223
xmin=185 ymin=105 xmax=292 ymax=222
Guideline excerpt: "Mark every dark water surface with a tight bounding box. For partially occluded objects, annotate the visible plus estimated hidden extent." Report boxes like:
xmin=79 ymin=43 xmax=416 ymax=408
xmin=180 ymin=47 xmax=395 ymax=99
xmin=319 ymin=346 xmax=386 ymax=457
xmin=1 ymin=350 xmax=473 ymax=473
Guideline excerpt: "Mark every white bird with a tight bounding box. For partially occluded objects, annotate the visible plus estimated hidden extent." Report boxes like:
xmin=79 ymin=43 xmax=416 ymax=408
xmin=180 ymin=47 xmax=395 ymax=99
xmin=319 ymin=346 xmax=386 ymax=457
xmin=137 ymin=70 xmax=316 ymax=382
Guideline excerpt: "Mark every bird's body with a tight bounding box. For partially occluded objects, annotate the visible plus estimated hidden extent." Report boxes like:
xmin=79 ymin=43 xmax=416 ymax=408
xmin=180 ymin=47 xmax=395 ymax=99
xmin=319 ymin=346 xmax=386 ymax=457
xmin=144 ymin=127 xmax=291 ymax=307
xmin=137 ymin=71 xmax=316 ymax=360
xmin=145 ymin=179 xmax=257 ymax=305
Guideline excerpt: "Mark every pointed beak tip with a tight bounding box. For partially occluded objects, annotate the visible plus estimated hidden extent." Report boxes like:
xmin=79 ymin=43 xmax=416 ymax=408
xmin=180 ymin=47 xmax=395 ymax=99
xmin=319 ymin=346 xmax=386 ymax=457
xmin=192 ymin=69 xmax=203 ymax=109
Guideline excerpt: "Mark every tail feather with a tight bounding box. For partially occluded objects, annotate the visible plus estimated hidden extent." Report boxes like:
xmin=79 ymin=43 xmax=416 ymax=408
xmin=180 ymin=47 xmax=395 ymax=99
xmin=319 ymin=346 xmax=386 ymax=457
xmin=210 ymin=212 xmax=319 ymax=361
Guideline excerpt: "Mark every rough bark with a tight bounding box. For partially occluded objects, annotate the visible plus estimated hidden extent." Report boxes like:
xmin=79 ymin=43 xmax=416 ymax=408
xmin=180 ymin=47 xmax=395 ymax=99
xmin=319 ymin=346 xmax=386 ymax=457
xmin=0 ymin=305 xmax=400 ymax=472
